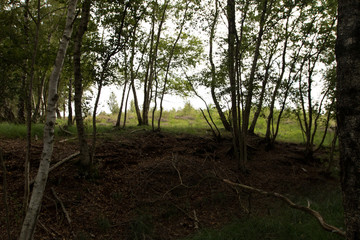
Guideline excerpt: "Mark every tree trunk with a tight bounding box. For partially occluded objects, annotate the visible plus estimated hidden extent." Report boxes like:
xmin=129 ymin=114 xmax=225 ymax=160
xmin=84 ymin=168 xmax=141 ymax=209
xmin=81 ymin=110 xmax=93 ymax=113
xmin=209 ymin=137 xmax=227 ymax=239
xmin=17 ymin=76 xmax=26 ymax=124
xmin=249 ymin=49 xmax=274 ymax=134
xmin=336 ymin=1 xmax=360 ymax=239
xmin=210 ymin=0 xmax=231 ymax=132
xmin=68 ymin=77 xmax=73 ymax=126
xmin=227 ymin=0 xmax=243 ymax=171
xmin=143 ymin=1 xmax=168 ymax=126
xmin=19 ymin=1 xmax=78 ymax=238
xmin=116 ymin=48 xmax=129 ymax=128
xmin=74 ymin=0 xmax=91 ymax=168
xmin=243 ymin=0 xmax=268 ymax=133
xmin=123 ymin=83 xmax=132 ymax=128
xmin=24 ymin=0 xmax=41 ymax=213
xmin=158 ymin=1 xmax=188 ymax=130
xmin=129 ymin=26 xmax=143 ymax=125
xmin=32 ymin=73 xmax=46 ymax=123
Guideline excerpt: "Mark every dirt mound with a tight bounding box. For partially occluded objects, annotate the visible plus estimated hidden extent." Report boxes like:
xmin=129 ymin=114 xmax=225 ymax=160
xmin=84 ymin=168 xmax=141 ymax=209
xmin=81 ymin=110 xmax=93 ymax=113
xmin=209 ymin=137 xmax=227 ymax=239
xmin=0 ymin=131 xmax=339 ymax=239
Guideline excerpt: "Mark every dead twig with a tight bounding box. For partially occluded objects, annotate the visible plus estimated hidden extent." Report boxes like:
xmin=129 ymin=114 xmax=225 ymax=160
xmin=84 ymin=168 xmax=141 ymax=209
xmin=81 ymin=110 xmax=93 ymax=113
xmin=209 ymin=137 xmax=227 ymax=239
xmin=163 ymin=154 xmax=190 ymax=198
xmin=223 ymin=179 xmax=346 ymax=237
xmin=51 ymin=187 xmax=72 ymax=225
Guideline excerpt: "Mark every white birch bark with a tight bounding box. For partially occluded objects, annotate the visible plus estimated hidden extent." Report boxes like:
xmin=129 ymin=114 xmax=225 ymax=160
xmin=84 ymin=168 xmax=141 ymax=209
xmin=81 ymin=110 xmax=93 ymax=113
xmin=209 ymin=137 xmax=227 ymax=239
xmin=19 ymin=0 xmax=78 ymax=239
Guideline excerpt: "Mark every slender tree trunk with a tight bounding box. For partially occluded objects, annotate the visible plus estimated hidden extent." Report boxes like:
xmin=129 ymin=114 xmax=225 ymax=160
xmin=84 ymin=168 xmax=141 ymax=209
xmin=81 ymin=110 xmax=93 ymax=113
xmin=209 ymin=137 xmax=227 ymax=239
xmin=91 ymin=80 xmax=102 ymax=162
xmin=18 ymin=0 xmax=29 ymax=125
xmin=123 ymin=84 xmax=132 ymax=128
xmin=91 ymin=2 xmax=127 ymax=161
xmin=143 ymin=0 xmax=168 ymax=126
xmin=19 ymin=1 xmax=78 ymax=238
xmin=116 ymin=49 xmax=129 ymax=128
xmin=210 ymin=0 xmax=231 ymax=132
xmin=18 ymin=77 xmax=26 ymax=124
xmin=227 ymin=0 xmax=243 ymax=171
xmin=158 ymin=2 xmax=188 ymax=130
xmin=336 ymin=1 xmax=360 ymax=239
xmin=116 ymin=80 xmax=128 ymax=127
xmin=142 ymin=4 xmax=156 ymax=126
xmin=249 ymin=50 xmax=275 ymax=134
xmin=74 ymin=0 xmax=91 ymax=168
xmin=24 ymin=0 xmax=41 ymax=212
xmin=129 ymin=26 xmax=143 ymax=125
xmin=32 ymin=73 xmax=46 ymax=123
xmin=243 ymin=0 xmax=268 ymax=133
xmin=151 ymin=70 xmax=159 ymax=131
xmin=68 ymin=77 xmax=73 ymax=126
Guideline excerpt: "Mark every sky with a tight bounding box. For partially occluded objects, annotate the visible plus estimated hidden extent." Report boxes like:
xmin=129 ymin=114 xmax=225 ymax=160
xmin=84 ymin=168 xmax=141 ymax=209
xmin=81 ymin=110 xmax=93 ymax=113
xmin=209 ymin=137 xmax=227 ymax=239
xmin=90 ymin=84 xmax=210 ymax=114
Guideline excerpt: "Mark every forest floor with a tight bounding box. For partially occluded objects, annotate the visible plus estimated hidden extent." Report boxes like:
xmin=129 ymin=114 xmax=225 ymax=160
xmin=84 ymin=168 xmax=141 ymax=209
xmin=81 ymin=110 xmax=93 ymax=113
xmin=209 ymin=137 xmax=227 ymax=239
xmin=0 ymin=128 xmax=341 ymax=240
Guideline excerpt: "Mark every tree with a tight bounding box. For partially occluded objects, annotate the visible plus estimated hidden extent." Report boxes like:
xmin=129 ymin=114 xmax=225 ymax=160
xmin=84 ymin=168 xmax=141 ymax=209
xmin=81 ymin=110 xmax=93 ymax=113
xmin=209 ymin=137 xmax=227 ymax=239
xmin=227 ymin=0 xmax=243 ymax=170
xmin=19 ymin=0 xmax=78 ymax=238
xmin=108 ymin=91 xmax=120 ymax=114
xmin=336 ymin=0 xmax=360 ymax=239
xmin=74 ymin=0 xmax=92 ymax=168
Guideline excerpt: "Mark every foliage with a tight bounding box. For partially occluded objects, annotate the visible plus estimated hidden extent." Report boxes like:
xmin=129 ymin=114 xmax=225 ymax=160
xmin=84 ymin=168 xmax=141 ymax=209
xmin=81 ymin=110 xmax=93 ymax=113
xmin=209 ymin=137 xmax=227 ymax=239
xmin=107 ymin=91 xmax=120 ymax=114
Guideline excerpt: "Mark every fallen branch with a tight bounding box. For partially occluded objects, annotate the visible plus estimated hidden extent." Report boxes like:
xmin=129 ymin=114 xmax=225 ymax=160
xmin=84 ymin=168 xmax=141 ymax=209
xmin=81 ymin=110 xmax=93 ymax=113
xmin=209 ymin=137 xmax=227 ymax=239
xmin=59 ymin=125 xmax=74 ymax=135
xmin=30 ymin=152 xmax=80 ymax=185
xmin=223 ymin=179 xmax=345 ymax=237
xmin=59 ymin=137 xmax=77 ymax=143
xmin=51 ymin=187 xmax=72 ymax=225
xmin=49 ymin=151 xmax=80 ymax=173
xmin=130 ymin=128 xmax=147 ymax=134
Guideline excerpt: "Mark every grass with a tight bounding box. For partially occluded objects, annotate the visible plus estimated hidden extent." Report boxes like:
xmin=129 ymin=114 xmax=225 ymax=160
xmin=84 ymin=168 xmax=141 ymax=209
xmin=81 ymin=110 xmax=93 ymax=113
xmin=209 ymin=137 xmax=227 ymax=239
xmin=0 ymin=106 xmax=336 ymax=148
xmin=183 ymin=189 xmax=344 ymax=240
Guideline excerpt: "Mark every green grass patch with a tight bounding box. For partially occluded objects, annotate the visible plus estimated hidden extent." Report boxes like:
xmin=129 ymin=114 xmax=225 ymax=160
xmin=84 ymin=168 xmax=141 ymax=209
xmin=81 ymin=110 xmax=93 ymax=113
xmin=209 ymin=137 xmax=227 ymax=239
xmin=0 ymin=106 xmax=336 ymax=147
xmin=0 ymin=122 xmax=44 ymax=139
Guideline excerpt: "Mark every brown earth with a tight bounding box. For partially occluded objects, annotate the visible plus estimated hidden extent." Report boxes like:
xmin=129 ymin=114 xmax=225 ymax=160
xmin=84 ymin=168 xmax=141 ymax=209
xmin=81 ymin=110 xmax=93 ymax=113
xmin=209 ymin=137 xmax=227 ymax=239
xmin=0 ymin=130 xmax=339 ymax=240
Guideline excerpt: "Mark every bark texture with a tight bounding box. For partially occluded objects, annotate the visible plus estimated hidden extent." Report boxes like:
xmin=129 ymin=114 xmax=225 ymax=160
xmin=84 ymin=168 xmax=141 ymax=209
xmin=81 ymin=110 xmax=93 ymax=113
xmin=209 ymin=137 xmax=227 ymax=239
xmin=336 ymin=1 xmax=360 ymax=239
xmin=19 ymin=0 xmax=78 ymax=239
xmin=227 ymin=0 xmax=242 ymax=170
xmin=74 ymin=0 xmax=91 ymax=167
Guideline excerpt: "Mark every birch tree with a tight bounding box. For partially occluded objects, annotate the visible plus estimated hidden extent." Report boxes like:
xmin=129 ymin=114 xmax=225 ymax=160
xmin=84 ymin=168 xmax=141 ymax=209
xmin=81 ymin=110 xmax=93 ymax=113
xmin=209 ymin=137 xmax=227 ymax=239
xmin=19 ymin=0 xmax=78 ymax=238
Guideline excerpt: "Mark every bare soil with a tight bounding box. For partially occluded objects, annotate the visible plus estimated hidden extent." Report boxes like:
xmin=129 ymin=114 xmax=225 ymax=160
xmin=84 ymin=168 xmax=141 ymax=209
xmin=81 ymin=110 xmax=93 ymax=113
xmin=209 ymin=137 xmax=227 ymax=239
xmin=0 ymin=130 xmax=339 ymax=240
